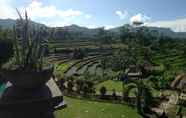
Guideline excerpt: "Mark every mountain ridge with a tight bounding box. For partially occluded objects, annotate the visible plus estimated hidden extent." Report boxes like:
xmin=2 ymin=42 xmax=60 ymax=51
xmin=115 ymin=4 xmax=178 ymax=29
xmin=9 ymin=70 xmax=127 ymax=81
xmin=0 ymin=19 xmax=186 ymax=40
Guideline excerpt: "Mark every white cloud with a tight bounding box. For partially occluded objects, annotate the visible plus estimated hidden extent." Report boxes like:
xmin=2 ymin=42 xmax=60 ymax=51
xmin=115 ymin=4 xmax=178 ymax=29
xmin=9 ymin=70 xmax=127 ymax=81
xmin=86 ymin=25 xmax=116 ymax=29
xmin=86 ymin=25 xmax=98 ymax=29
xmin=42 ymin=20 xmax=71 ymax=27
xmin=16 ymin=1 xmax=93 ymax=27
xmin=20 ymin=1 xmax=83 ymax=20
xmin=130 ymin=13 xmax=151 ymax=23
xmin=85 ymin=14 xmax=92 ymax=19
xmin=105 ymin=25 xmax=115 ymax=29
xmin=145 ymin=18 xmax=186 ymax=32
xmin=0 ymin=0 xmax=17 ymax=19
xmin=115 ymin=10 xmax=128 ymax=20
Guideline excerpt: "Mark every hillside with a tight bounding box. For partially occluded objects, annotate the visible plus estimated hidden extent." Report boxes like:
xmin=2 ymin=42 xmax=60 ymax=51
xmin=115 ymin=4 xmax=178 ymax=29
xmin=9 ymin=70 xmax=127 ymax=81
xmin=0 ymin=19 xmax=186 ymax=40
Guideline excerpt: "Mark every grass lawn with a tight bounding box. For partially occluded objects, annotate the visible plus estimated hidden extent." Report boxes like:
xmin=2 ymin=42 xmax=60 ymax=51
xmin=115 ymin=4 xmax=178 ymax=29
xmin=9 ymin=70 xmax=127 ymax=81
xmin=55 ymin=96 xmax=142 ymax=118
xmin=95 ymin=80 xmax=123 ymax=93
xmin=95 ymin=80 xmax=160 ymax=97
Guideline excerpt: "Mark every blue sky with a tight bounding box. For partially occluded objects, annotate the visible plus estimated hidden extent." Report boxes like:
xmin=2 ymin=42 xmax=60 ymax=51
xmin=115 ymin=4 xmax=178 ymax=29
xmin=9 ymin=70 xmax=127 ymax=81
xmin=1 ymin=0 xmax=186 ymax=31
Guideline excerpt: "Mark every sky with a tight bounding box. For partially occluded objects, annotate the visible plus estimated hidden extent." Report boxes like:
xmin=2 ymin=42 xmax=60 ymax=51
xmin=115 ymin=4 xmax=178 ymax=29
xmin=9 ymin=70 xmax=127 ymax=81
xmin=0 ymin=0 xmax=186 ymax=32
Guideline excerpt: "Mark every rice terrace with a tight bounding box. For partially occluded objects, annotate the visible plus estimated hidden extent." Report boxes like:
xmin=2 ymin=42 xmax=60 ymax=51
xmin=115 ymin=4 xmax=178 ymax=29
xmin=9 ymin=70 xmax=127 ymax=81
xmin=0 ymin=0 xmax=186 ymax=118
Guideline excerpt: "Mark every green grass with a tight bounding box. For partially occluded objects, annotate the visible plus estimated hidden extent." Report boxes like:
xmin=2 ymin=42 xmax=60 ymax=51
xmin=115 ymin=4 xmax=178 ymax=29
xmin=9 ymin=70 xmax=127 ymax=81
xmin=95 ymin=80 xmax=161 ymax=97
xmin=95 ymin=80 xmax=123 ymax=93
xmin=56 ymin=63 xmax=71 ymax=72
xmin=55 ymin=96 xmax=142 ymax=118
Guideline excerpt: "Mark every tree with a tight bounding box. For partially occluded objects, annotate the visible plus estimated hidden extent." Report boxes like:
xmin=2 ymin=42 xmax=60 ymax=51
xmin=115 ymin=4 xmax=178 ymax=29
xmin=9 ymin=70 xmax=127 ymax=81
xmin=85 ymin=81 xmax=95 ymax=94
xmin=100 ymin=57 xmax=108 ymax=77
xmin=100 ymin=86 xmax=107 ymax=98
xmin=112 ymin=89 xmax=117 ymax=100
xmin=67 ymin=80 xmax=74 ymax=92
xmin=108 ymin=48 xmax=137 ymax=102
xmin=82 ymin=82 xmax=89 ymax=96
xmin=76 ymin=79 xmax=84 ymax=94
xmin=96 ymin=27 xmax=113 ymax=48
xmin=59 ymin=79 xmax=66 ymax=91
xmin=73 ymin=48 xmax=85 ymax=59
xmin=123 ymin=80 xmax=153 ymax=114
xmin=0 ymin=34 xmax=14 ymax=68
xmin=110 ymin=49 xmax=136 ymax=72
xmin=120 ymin=25 xmax=131 ymax=44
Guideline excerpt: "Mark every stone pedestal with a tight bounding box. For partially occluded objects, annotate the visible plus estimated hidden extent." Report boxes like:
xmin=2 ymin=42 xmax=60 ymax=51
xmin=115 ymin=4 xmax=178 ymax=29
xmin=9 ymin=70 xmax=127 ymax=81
xmin=0 ymin=79 xmax=66 ymax=118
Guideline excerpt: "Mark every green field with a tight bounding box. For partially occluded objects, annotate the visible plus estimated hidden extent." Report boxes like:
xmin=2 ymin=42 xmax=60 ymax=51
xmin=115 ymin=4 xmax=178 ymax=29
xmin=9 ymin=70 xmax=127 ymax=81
xmin=55 ymin=96 xmax=142 ymax=118
xmin=95 ymin=80 xmax=161 ymax=97
xmin=95 ymin=80 xmax=123 ymax=93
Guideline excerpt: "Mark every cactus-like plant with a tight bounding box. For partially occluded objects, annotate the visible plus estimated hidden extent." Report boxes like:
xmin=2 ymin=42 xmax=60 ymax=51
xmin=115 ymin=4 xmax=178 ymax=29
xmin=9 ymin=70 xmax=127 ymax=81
xmin=13 ymin=10 xmax=48 ymax=71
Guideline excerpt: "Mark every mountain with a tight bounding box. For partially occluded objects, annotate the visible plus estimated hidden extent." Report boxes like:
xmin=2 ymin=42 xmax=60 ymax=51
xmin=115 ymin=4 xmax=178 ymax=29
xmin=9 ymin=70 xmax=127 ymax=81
xmin=53 ymin=24 xmax=100 ymax=40
xmin=110 ymin=24 xmax=186 ymax=39
xmin=0 ymin=19 xmax=186 ymax=40
xmin=0 ymin=19 xmax=15 ymax=29
xmin=145 ymin=27 xmax=186 ymax=39
xmin=0 ymin=19 xmax=46 ymax=29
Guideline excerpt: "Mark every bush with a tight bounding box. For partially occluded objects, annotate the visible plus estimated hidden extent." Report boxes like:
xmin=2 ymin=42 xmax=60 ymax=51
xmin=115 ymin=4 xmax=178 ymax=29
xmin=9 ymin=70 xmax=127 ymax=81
xmin=163 ymin=71 xmax=176 ymax=82
xmin=100 ymin=86 xmax=107 ymax=98
xmin=0 ymin=39 xmax=13 ymax=68
xmin=12 ymin=10 xmax=49 ymax=71
xmin=76 ymin=79 xmax=84 ymax=93
xmin=76 ymin=79 xmax=95 ymax=95
xmin=73 ymin=48 xmax=85 ymax=59
xmin=58 ymin=78 xmax=66 ymax=91
xmin=67 ymin=80 xmax=74 ymax=92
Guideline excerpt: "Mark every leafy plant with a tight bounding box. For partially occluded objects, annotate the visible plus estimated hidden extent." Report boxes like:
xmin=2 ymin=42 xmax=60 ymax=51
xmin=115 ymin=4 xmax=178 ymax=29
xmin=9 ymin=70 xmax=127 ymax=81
xmin=12 ymin=10 xmax=48 ymax=71
xmin=0 ymin=38 xmax=13 ymax=68
xmin=100 ymin=86 xmax=107 ymax=97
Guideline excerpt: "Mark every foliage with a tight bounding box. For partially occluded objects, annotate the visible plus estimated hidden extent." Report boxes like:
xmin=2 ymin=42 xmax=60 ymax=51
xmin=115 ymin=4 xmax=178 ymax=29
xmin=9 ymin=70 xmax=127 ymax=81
xmin=56 ymin=63 xmax=71 ymax=73
xmin=108 ymin=48 xmax=137 ymax=72
xmin=58 ymin=78 xmax=66 ymax=90
xmin=95 ymin=80 xmax=123 ymax=92
xmin=55 ymin=96 xmax=142 ymax=118
xmin=123 ymin=80 xmax=153 ymax=114
xmin=100 ymin=86 xmax=107 ymax=97
xmin=73 ymin=48 xmax=85 ymax=59
xmin=120 ymin=25 xmax=132 ymax=44
xmin=67 ymin=79 xmax=74 ymax=92
xmin=12 ymin=10 xmax=49 ymax=71
xmin=142 ymin=85 xmax=153 ymax=111
xmin=96 ymin=27 xmax=113 ymax=46
xmin=81 ymin=80 xmax=95 ymax=95
xmin=0 ymin=37 xmax=13 ymax=68
xmin=100 ymin=56 xmax=108 ymax=77
xmin=163 ymin=71 xmax=176 ymax=83
xmin=76 ymin=79 xmax=84 ymax=93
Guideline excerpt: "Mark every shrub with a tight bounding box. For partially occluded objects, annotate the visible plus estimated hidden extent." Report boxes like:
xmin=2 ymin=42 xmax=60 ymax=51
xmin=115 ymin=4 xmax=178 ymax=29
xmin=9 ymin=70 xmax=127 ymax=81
xmin=11 ymin=10 xmax=49 ymax=71
xmin=0 ymin=38 xmax=13 ymax=68
xmin=76 ymin=79 xmax=84 ymax=93
xmin=58 ymin=78 xmax=66 ymax=91
xmin=73 ymin=48 xmax=85 ymax=59
xmin=100 ymin=86 xmax=107 ymax=98
xmin=67 ymin=80 xmax=74 ymax=92
xmin=85 ymin=81 xmax=95 ymax=94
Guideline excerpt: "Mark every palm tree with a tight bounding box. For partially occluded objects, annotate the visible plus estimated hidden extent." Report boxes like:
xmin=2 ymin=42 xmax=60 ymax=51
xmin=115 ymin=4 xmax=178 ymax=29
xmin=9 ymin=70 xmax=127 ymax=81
xmin=123 ymin=80 xmax=153 ymax=114
xmin=120 ymin=24 xmax=131 ymax=44
xmin=100 ymin=57 xmax=107 ymax=77
xmin=111 ymin=48 xmax=137 ymax=102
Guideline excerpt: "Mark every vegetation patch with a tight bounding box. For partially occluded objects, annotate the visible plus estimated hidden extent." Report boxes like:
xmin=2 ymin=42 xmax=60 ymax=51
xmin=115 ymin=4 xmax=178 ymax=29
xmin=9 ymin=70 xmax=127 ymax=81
xmin=55 ymin=96 xmax=142 ymax=118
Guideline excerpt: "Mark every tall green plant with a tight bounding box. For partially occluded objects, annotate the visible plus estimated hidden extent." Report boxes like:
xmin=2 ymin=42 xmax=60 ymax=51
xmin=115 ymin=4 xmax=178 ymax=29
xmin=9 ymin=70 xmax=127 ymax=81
xmin=13 ymin=10 xmax=47 ymax=71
